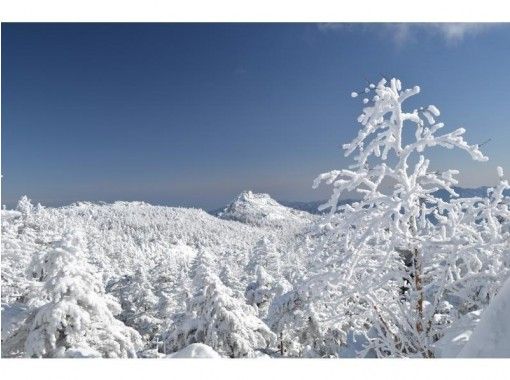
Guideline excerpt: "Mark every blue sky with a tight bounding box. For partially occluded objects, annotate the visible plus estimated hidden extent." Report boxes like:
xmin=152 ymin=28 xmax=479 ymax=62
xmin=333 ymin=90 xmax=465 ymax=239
xmin=2 ymin=23 xmax=510 ymax=209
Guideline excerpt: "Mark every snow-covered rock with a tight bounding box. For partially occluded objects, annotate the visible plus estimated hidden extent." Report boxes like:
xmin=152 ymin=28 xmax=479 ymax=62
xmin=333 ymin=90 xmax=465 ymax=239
xmin=217 ymin=191 xmax=314 ymax=229
xmin=167 ymin=343 xmax=221 ymax=358
xmin=458 ymin=277 xmax=510 ymax=358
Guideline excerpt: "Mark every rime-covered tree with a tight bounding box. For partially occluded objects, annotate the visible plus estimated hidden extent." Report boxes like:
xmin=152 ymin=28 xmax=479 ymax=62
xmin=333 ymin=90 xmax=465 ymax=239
xmin=106 ymin=267 xmax=162 ymax=342
xmin=266 ymin=269 xmax=353 ymax=358
xmin=220 ymin=263 xmax=245 ymax=297
xmin=16 ymin=195 xmax=34 ymax=218
xmin=245 ymin=265 xmax=292 ymax=319
xmin=245 ymin=237 xmax=292 ymax=318
xmin=313 ymin=77 xmax=494 ymax=357
xmin=21 ymin=231 xmax=142 ymax=357
xmin=267 ymin=287 xmax=311 ymax=357
xmin=427 ymin=168 xmax=510 ymax=317
xmin=166 ymin=249 xmax=276 ymax=357
xmin=246 ymin=237 xmax=282 ymax=277
xmin=245 ymin=238 xmax=283 ymax=304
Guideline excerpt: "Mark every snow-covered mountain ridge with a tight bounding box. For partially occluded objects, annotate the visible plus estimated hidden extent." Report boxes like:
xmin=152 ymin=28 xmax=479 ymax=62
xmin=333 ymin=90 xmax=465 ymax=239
xmin=2 ymin=192 xmax=318 ymax=357
xmin=2 ymin=195 xmax=306 ymax=286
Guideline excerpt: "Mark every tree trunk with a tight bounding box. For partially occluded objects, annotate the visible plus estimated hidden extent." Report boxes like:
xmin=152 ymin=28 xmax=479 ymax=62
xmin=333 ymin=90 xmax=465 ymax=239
xmin=409 ymin=211 xmax=433 ymax=357
xmin=413 ymin=247 xmax=424 ymax=334
xmin=413 ymin=246 xmax=434 ymax=358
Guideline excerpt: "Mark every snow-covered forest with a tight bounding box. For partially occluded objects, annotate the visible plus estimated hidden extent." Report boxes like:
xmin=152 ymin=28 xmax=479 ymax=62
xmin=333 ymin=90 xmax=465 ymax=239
xmin=2 ymin=78 xmax=509 ymax=358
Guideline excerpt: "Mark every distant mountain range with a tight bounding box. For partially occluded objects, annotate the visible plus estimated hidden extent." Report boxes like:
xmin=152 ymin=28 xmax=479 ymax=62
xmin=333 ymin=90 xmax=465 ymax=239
xmin=278 ymin=199 xmax=353 ymax=214
xmin=433 ymin=186 xmax=510 ymax=201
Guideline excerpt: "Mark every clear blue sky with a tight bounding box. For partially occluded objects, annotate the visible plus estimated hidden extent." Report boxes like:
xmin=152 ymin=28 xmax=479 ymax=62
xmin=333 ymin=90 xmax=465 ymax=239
xmin=2 ymin=23 xmax=510 ymax=209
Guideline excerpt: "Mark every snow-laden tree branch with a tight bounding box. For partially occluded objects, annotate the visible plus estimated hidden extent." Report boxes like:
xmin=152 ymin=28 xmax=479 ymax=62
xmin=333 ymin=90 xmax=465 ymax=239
xmin=313 ymin=77 xmax=508 ymax=357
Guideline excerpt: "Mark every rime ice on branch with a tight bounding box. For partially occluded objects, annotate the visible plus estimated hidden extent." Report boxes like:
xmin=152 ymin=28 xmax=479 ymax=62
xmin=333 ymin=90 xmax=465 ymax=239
xmin=314 ymin=77 xmax=487 ymax=217
xmin=312 ymin=77 xmax=504 ymax=357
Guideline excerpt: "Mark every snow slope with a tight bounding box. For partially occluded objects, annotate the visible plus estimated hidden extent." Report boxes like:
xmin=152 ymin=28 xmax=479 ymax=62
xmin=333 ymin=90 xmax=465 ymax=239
xmin=433 ymin=310 xmax=482 ymax=358
xmin=459 ymin=276 xmax=510 ymax=358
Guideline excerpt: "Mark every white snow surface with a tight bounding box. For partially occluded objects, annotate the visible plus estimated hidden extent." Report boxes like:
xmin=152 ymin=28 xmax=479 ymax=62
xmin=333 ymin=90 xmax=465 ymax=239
xmin=459 ymin=276 xmax=510 ymax=358
xmin=167 ymin=343 xmax=221 ymax=358
xmin=433 ymin=310 xmax=482 ymax=358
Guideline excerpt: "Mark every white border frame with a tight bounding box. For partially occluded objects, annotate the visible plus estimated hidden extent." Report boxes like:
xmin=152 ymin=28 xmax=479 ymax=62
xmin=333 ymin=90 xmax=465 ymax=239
xmin=1 ymin=0 xmax=509 ymax=378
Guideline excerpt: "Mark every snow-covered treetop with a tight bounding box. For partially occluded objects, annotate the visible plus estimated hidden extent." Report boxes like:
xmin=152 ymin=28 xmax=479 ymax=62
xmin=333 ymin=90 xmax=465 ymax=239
xmin=24 ymin=230 xmax=142 ymax=358
xmin=16 ymin=195 xmax=34 ymax=216
xmin=246 ymin=237 xmax=282 ymax=277
xmin=314 ymin=77 xmax=488 ymax=215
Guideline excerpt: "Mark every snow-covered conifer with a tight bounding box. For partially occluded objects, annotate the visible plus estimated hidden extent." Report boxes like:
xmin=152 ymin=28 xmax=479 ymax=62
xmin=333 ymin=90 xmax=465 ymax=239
xmin=245 ymin=265 xmax=274 ymax=316
xmin=23 ymin=231 xmax=142 ymax=357
xmin=16 ymin=195 xmax=34 ymax=217
xmin=246 ymin=237 xmax=281 ymax=277
xmin=245 ymin=236 xmax=292 ymax=319
xmin=107 ymin=267 xmax=162 ymax=341
xmin=150 ymin=259 xmax=190 ymax=323
xmin=166 ymin=248 xmax=276 ymax=357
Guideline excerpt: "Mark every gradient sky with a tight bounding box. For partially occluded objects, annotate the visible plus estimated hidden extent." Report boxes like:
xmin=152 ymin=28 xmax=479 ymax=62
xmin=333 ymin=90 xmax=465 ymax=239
xmin=2 ymin=23 xmax=510 ymax=209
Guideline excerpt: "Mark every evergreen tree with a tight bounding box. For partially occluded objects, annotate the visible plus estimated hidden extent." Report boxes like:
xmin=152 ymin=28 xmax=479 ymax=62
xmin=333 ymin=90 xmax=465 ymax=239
xmin=16 ymin=195 xmax=34 ymax=218
xmin=246 ymin=237 xmax=281 ymax=277
xmin=107 ymin=267 xmax=162 ymax=342
xmin=166 ymin=249 xmax=276 ymax=357
xmin=23 ymin=231 xmax=142 ymax=357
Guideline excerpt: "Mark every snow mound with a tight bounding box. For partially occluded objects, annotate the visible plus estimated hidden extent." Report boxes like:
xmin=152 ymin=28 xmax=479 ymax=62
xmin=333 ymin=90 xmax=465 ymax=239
xmin=434 ymin=310 xmax=481 ymax=358
xmin=458 ymin=276 xmax=510 ymax=357
xmin=217 ymin=191 xmax=314 ymax=228
xmin=167 ymin=343 xmax=221 ymax=358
